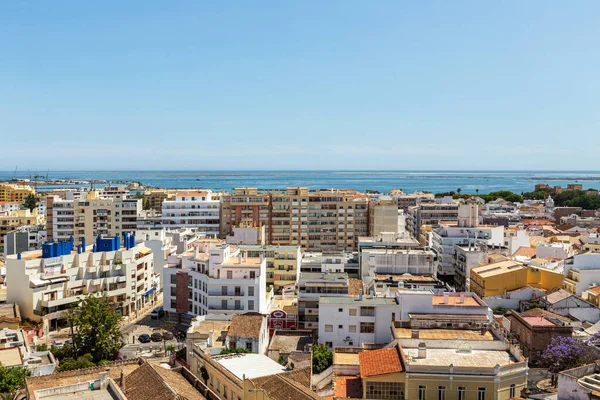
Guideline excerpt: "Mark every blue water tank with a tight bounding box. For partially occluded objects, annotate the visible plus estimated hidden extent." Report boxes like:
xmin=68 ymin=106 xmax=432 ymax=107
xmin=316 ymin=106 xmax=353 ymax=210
xmin=124 ymin=232 xmax=130 ymax=250
xmin=77 ymin=245 xmax=82 ymax=254
xmin=116 ymin=235 xmax=121 ymax=250
xmin=82 ymin=237 xmax=87 ymax=251
xmin=93 ymin=244 xmax=97 ymax=253
xmin=130 ymin=234 xmax=135 ymax=249
xmin=17 ymin=253 xmax=21 ymax=260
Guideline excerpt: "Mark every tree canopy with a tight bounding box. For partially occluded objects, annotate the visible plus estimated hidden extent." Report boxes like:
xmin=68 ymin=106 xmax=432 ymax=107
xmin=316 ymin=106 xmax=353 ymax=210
xmin=72 ymin=295 xmax=124 ymax=363
xmin=21 ymin=194 xmax=37 ymax=212
xmin=539 ymin=335 xmax=599 ymax=380
xmin=553 ymin=190 xmax=600 ymax=210
xmin=58 ymin=353 xmax=96 ymax=372
xmin=312 ymin=344 xmax=333 ymax=374
xmin=0 ymin=366 xmax=28 ymax=394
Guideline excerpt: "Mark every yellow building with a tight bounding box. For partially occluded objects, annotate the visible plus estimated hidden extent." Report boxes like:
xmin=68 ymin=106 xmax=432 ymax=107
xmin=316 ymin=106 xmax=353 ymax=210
xmin=0 ymin=209 xmax=45 ymax=251
xmin=0 ymin=183 xmax=35 ymax=203
xmin=238 ymin=244 xmax=301 ymax=291
xmin=143 ymin=189 xmax=174 ymax=212
xmin=470 ymin=261 xmax=527 ymax=298
xmin=471 ymin=260 xmax=563 ymax=298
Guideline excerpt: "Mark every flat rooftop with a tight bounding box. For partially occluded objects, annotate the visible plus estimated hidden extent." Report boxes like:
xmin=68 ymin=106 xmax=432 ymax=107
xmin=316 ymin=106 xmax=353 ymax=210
xmin=221 ymin=257 xmax=263 ymax=268
xmin=214 ymin=354 xmax=287 ymax=380
xmin=403 ymin=347 xmax=515 ymax=368
xmin=393 ymin=328 xmax=494 ymax=341
xmin=334 ymin=352 xmax=360 ymax=366
xmin=432 ymin=295 xmax=481 ymax=307
xmin=521 ymin=316 xmax=559 ymax=327
xmin=42 ymin=389 xmax=117 ymax=400
xmin=472 ymin=260 xmax=525 ymax=278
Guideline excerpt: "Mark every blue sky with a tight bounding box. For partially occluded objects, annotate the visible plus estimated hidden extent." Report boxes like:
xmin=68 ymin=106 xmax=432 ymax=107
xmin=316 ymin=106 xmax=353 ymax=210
xmin=1 ymin=1 xmax=599 ymax=171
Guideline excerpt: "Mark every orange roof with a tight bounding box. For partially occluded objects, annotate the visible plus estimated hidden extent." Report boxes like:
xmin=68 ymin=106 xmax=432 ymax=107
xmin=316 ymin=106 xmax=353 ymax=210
xmin=513 ymin=246 xmax=537 ymax=258
xmin=359 ymin=348 xmax=403 ymax=378
xmin=588 ymin=286 xmax=600 ymax=294
xmin=334 ymin=376 xmax=362 ymax=399
xmin=175 ymin=191 xmax=209 ymax=197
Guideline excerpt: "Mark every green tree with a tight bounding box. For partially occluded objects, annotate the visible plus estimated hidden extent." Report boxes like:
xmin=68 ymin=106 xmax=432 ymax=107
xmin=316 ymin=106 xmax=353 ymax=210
xmin=554 ymin=190 xmax=600 ymax=210
xmin=72 ymin=295 xmax=124 ymax=363
xmin=0 ymin=366 xmax=28 ymax=394
xmin=312 ymin=344 xmax=333 ymax=374
xmin=135 ymin=192 xmax=144 ymax=199
xmin=21 ymin=194 xmax=37 ymax=212
xmin=58 ymin=353 xmax=96 ymax=372
xmin=219 ymin=347 xmax=251 ymax=355
xmin=456 ymin=188 xmax=462 ymax=195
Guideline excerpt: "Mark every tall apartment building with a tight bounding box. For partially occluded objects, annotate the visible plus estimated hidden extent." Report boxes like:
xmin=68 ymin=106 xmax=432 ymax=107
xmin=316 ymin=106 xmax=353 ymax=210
xmin=161 ymin=191 xmax=220 ymax=236
xmin=406 ymin=197 xmax=459 ymax=239
xmin=163 ymin=242 xmax=270 ymax=325
xmin=47 ymin=191 xmax=141 ymax=243
xmin=368 ymin=197 xmax=399 ymax=236
xmin=221 ymin=187 xmax=369 ymax=251
xmin=0 ymin=183 xmax=35 ymax=202
xmin=143 ymin=189 xmax=173 ymax=212
xmin=3 ymin=225 xmax=47 ymax=256
xmin=0 ymin=209 xmax=45 ymax=253
xmin=6 ymin=235 xmax=156 ymax=333
xmin=391 ymin=190 xmax=435 ymax=212
xmin=430 ymin=202 xmax=504 ymax=283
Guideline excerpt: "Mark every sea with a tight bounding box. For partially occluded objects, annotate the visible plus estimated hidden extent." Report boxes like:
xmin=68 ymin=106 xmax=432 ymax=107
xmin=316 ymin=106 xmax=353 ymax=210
xmin=2 ymin=171 xmax=600 ymax=195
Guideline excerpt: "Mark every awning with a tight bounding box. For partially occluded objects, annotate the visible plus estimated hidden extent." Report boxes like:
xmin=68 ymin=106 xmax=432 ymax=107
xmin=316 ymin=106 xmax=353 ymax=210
xmin=143 ymin=287 xmax=156 ymax=296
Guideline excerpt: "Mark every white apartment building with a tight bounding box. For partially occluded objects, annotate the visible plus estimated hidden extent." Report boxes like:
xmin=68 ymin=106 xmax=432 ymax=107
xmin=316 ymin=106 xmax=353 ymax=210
xmin=318 ymin=295 xmax=398 ymax=348
xmin=3 ymin=225 xmax=47 ymax=256
xmin=454 ymin=243 xmax=510 ymax=291
xmin=431 ymin=203 xmax=504 ymax=282
xmin=163 ymin=242 xmax=270 ymax=325
xmin=47 ymin=191 xmax=141 ymax=243
xmin=6 ymin=236 xmax=156 ymax=333
xmin=161 ymin=191 xmax=220 ymax=236
xmin=359 ymin=248 xmax=436 ymax=277
xmin=563 ymin=253 xmax=600 ymax=295
xmin=300 ymin=252 xmax=360 ymax=278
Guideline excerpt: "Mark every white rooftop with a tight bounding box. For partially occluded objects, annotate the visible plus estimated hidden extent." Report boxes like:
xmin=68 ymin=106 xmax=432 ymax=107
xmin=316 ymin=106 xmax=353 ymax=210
xmin=215 ymin=353 xmax=287 ymax=380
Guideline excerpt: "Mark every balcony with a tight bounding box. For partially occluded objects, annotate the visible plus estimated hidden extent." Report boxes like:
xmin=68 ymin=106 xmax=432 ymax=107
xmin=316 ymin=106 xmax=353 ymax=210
xmin=207 ymin=291 xmax=245 ymax=297
xmin=40 ymin=295 xmax=82 ymax=308
xmin=209 ymin=305 xmax=245 ymax=311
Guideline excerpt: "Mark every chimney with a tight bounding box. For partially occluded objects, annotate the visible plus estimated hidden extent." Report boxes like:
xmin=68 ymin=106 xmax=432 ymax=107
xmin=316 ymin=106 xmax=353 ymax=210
xmin=418 ymin=342 xmax=427 ymax=359
xmin=459 ymin=292 xmax=465 ymax=304
xmin=411 ymin=329 xmax=419 ymax=339
xmin=443 ymin=292 xmax=449 ymax=304
xmin=359 ymin=289 xmax=363 ymax=301
xmin=208 ymin=330 xmax=214 ymax=347
xmin=120 ymin=369 xmax=125 ymax=392
xmin=244 ymin=251 xmax=248 ymax=262
xmin=238 ymin=252 xmax=242 ymax=264
xmin=99 ymin=369 xmax=109 ymax=390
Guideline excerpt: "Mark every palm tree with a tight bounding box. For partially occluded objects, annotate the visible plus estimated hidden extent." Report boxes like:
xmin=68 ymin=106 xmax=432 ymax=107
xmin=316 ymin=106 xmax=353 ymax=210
xmin=476 ymin=188 xmax=479 ymax=195
xmin=457 ymin=188 xmax=462 ymax=195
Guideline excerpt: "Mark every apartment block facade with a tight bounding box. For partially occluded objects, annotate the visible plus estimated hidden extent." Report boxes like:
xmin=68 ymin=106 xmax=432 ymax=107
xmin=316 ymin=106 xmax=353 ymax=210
xmin=0 ymin=209 xmax=45 ymax=253
xmin=6 ymin=236 xmax=156 ymax=333
xmin=221 ymin=187 xmax=368 ymax=251
xmin=0 ymin=183 xmax=35 ymax=203
xmin=161 ymin=191 xmax=220 ymax=236
xmin=163 ymin=242 xmax=271 ymax=325
xmin=47 ymin=191 xmax=141 ymax=243
xmin=406 ymin=198 xmax=459 ymax=239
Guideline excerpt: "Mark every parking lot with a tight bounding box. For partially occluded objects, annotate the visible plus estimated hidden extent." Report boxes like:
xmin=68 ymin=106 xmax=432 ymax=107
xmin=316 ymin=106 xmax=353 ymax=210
xmin=119 ymin=314 xmax=185 ymax=359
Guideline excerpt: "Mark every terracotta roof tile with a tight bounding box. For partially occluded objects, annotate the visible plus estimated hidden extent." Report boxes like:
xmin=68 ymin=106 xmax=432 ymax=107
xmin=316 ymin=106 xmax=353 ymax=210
xmin=359 ymin=347 xmax=403 ymax=378
xmin=335 ymin=376 xmax=362 ymax=399
xmin=513 ymin=246 xmax=537 ymax=258
xmin=125 ymin=362 xmax=206 ymax=400
xmin=227 ymin=313 xmax=265 ymax=338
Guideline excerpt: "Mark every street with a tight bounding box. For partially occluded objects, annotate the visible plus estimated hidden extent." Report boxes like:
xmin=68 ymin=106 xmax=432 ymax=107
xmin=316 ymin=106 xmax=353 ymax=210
xmin=119 ymin=314 xmax=184 ymax=359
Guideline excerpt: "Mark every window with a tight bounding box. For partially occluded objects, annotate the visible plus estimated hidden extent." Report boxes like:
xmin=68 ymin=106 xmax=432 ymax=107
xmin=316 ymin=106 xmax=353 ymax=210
xmin=325 ymin=341 xmax=333 ymax=348
xmin=248 ymin=286 xmax=254 ymax=296
xmin=338 ymin=325 xmax=343 ymax=329
xmin=338 ymin=308 xmax=343 ymax=312
xmin=458 ymin=387 xmax=465 ymax=400
xmin=246 ymin=342 xmax=253 ymax=351
xmin=349 ymin=325 xmax=356 ymax=333
xmin=217 ymin=380 xmax=221 ymax=392
xmin=210 ymin=375 xmax=213 ymax=386
xmin=224 ymin=385 xmax=228 ymax=399
xmin=509 ymin=384 xmax=516 ymax=398
xmin=419 ymin=385 xmax=426 ymax=400
xmin=438 ymin=386 xmax=446 ymax=400
xmin=248 ymin=300 xmax=254 ymax=311
xmin=360 ymin=322 xmax=375 ymax=333
xmin=365 ymin=382 xmax=405 ymax=399
xmin=349 ymin=308 xmax=357 ymax=316
xmin=250 ymin=271 xmax=256 ymax=279
xmin=325 ymin=325 xmax=333 ymax=332
xmin=478 ymin=387 xmax=486 ymax=400
xmin=227 ymin=271 xmax=233 ymax=279
xmin=360 ymin=306 xmax=375 ymax=317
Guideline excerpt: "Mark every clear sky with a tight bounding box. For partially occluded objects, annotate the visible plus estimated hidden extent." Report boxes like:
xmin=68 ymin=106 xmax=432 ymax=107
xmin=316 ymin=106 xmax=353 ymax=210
xmin=1 ymin=1 xmax=599 ymax=171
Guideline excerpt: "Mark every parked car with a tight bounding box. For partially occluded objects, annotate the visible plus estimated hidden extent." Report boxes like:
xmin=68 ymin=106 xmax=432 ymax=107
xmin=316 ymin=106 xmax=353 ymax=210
xmin=162 ymin=331 xmax=174 ymax=340
xmin=138 ymin=334 xmax=151 ymax=343
xmin=53 ymin=341 xmax=64 ymax=349
xmin=150 ymin=307 xmax=164 ymax=319
xmin=151 ymin=332 xmax=163 ymax=342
